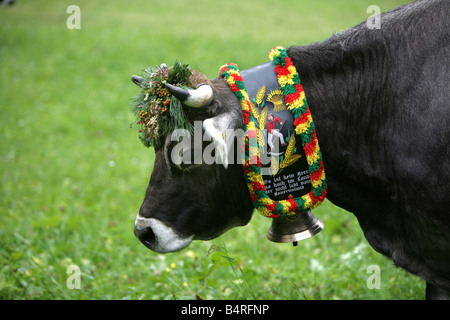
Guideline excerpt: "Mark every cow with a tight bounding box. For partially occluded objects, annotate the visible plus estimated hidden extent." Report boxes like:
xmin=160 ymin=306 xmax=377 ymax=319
xmin=132 ymin=0 xmax=450 ymax=299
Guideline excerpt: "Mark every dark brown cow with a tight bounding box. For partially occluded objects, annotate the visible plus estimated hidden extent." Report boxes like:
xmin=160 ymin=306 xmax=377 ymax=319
xmin=133 ymin=0 xmax=450 ymax=299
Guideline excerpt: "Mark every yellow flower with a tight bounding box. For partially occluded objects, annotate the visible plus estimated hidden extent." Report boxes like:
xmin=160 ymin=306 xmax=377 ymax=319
xmin=268 ymin=46 xmax=283 ymax=60
xmin=279 ymin=200 xmax=292 ymax=212
xmin=295 ymin=116 xmax=313 ymax=135
xmin=32 ymin=256 xmax=42 ymax=266
xmin=311 ymin=171 xmax=326 ymax=188
xmin=260 ymin=197 xmax=274 ymax=206
xmin=257 ymin=207 xmax=272 ymax=217
xmin=278 ymin=74 xmax=295 ymax=86
xmin=302 ymin=195 xmax=313 ymax=208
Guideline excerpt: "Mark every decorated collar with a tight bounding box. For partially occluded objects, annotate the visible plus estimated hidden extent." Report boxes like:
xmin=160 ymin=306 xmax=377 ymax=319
xmin=219 ymin=46 xmax=327 ymax=218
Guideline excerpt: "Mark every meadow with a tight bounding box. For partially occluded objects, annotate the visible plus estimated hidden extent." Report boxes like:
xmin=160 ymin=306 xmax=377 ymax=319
xmin=0 ymin=0 xmax=424 ymax=300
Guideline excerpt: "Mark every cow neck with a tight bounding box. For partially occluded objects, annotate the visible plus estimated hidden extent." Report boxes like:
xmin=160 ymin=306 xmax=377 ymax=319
xmin=219 ymin=46 xmax=327 ymax=218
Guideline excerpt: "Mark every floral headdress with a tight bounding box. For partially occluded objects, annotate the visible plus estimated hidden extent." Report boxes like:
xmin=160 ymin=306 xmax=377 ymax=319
xmin=130 ymin=62 xmax=193 ymax=148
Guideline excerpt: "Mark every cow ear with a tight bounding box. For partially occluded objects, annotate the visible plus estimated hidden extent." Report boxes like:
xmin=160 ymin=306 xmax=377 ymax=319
xmin=203 ymin=112 xmax=238 ymax=169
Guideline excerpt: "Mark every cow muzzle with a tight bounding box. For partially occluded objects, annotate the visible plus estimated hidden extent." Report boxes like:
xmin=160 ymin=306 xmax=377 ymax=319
xmin=134 ymin=214 xmax=194 ymax=253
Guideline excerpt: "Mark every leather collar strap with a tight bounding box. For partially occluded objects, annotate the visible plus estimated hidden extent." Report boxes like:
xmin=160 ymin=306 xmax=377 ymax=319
xmin=219 ymin=46 xmax=327 ymax=218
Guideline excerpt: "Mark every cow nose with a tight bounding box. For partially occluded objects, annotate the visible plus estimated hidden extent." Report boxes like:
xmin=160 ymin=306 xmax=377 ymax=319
xmin=134 ymin=225 xmax=156 ymax=249
xmin=133 ymin=214 xmax=194 ymax=253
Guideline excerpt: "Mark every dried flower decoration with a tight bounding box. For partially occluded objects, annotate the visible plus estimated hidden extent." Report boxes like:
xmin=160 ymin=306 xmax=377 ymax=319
xmin=130 ymin=62 xmax=193 ymax=148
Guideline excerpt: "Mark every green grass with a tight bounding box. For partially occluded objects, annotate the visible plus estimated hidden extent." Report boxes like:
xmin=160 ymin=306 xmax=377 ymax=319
xmin=0 ymin=0 xmax=424 ymax=300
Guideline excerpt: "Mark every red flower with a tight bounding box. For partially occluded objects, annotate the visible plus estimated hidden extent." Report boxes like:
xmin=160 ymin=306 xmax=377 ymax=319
xmin=274 ymin=64 xmax=290 ymax=76
xmin=243 ymin=114 xmax=251 ymax=126
xmin=310 ymin=164 xmax=324 ymax=181
xmin=287 ymin=198 xmax=298 ymax=212
xmin=284 ymin=58 xmax=294 ymax=67
xmin=252 ymin=181 xmax=265 ymax=191
xmin=309 ymin=190 xmax=319 ymax=205
xmin=304 ymin=137 xmax=317 ymax=156
xmin=230 ymin=83 xmax=239 ymax=92
xmin=285 ymin=92 xmax=300 ymax=104
xmin=219 ymin=63 xmax=238 ymax=74
xmin=294 ymin=109 xmax=311 ymax=126
xmin=231 ymin=73 xmax=243 ymax=82
xmin=295 ymin=83 xmax=304 ymax=92
xmin=266 ymin=202 xmax=277 ymax=212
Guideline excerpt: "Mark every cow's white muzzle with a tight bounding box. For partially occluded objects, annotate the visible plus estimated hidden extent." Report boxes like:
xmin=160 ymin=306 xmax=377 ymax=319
xmin=134 ymin=214 xmax=194 ymax=253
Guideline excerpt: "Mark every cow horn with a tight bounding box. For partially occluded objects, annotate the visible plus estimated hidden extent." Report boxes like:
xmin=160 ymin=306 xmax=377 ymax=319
xmin=165 ymin=83 xmax=213 ymax=108
xmin=131 ymin=75 xmax=145 ymax=86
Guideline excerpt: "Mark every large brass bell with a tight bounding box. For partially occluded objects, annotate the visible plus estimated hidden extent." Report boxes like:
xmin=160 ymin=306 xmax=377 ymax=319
xmin=267 ymin=210 xmax=324 ymax=246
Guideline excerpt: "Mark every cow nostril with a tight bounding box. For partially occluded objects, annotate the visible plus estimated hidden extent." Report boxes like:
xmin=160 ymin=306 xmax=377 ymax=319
xmin=134 ymin=226 xmax=156 ymax=249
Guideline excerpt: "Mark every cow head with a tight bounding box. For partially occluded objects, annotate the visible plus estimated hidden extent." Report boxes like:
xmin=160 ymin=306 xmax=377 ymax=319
xmin=132 ymin=70 xmax=254 ymax=253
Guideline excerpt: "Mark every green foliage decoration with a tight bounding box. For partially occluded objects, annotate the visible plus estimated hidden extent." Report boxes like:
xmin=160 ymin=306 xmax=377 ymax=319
xmin=130 ymin=61 xmax=193 ymax=148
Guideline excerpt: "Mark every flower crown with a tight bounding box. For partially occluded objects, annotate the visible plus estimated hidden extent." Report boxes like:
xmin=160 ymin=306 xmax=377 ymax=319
xmin=130 ymin=62 xmax=193 ymax=148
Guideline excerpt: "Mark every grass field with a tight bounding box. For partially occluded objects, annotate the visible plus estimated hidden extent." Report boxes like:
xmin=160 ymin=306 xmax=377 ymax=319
xmin=0 ymin=0 xmax=425 ymax=300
